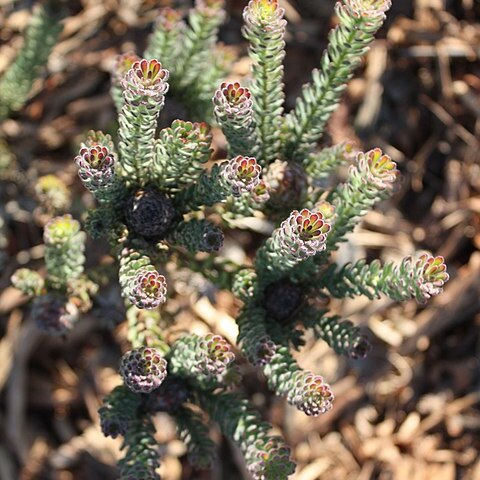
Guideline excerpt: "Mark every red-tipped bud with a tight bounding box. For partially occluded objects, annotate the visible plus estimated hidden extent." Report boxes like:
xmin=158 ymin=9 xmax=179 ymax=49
xmin=129 ymin=269 xmax=167 ymax=310
xmin=278 ymin=209 xmax=331 ymax=260
xmin=75 ymin=146 xmax=116 ymax=192
xmin=221 ymin=156 xmax=262 ymax=197
xmin=292 ymin=372 xmax=334 ymax=416
xmin=122 ymin=59 xmax=169 ymax=102
xmin=120 ymin=347 xmax=167 ymax=393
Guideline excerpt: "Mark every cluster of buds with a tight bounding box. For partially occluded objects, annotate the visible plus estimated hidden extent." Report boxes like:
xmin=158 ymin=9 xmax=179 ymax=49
xmin=120 ymin=347 xmax=168 ymax=393
xmin=266 ymin=209 xmax=331 ymax=272
xmin=323 ymin=253 xmax=449 ymax=305
xmin=121 ymin=59 xmax=169 ymax=104
xmin=281 ymin=209 xmax=330 ymax=256
xmin=34 ymin=174 xmax=71 ymax=214
xmin=220 ymin=155 xmax=262 ymax=197
xmin=119 ymin=248 xmax=168 ymax=310
xmin=325 ymin=150 xmax=398 ymax=250
xmin=11 ymin=268 xmax=44 ymax=297
xmin=291 ymin=372 xmax=334 ymax=416
xmin=129 ymin=269 xmax=167 ymax=310
xmin=243 ymin=0 xmax=286 ymax=29
xmin=153 ymin=7 xmax=183 ymax=32
xmin=200 ymin=333 xmax=236 ymax=376
xmin=214 ymin=82 xmax=253 ymax=124
xmin=315 ymin=200 xmax=336 ymax=225
xmin=415 ymin=254 xmax=450 ymax=301
xmin=251 ymin=179 xmax=270 ymax=204
xmin=395 ymin=254 xmax=450 ymax=303
xmin=43 ymin=214 xmax=86 ymax=290
xmin=248 ymin=438 xmax=296 ymax=480
xmin=163 ymin=120 xmax=212 ymax=161
xmin=344 ymin=0 xmax=392 ymax=20
xmin=348 ymin=148 xmax=399 ymax=200
xmin=169 ymin=334 xmax=235 ymax=387
xmin=197 ymin=0 xmax=225 ymax=10
xmin=213 ymin=82 xmax=257 ymax=157
xmin=75 ymin=146 xmax=116 ymax=196
xmin=264 ymin=347 xmax=334 ymax=416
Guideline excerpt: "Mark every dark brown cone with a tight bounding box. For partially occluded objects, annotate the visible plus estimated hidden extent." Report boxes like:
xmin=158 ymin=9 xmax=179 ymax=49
xmin=125 ymin=188 xmax=175 ymax=239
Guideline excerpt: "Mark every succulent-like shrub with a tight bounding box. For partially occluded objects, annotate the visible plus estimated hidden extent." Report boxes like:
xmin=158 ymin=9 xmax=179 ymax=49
xmin=11 ymin=214 xmax=97 ymax=335
xmin=120 ymin=347 xmax=168 ymax=394
xmin=111 ymin=0 xmax=231 ymax=120
xmin=11 ymin=0 xmax=450 ymax=478
xmin=0 ymin=1 xmax=65 ymax=119
xmin=34 ymin=174 xmax=72 ymax=215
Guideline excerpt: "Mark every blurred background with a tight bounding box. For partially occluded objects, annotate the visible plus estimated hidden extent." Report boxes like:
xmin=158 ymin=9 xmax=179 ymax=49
xmin=0 ymin=0 xmax=479 ymax=478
